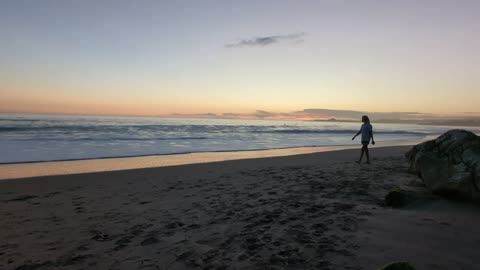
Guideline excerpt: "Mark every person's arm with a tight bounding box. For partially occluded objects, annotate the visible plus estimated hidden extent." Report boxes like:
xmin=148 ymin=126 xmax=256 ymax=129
xmin=370 ymin=127 xmax=375 ymax=145
xmin=352 ymin=129 xmax=361 ymax=140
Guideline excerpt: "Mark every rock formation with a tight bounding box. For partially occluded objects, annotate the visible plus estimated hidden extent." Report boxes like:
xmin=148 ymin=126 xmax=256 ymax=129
xmin=405 ymin=129 xmax=480 ymax=201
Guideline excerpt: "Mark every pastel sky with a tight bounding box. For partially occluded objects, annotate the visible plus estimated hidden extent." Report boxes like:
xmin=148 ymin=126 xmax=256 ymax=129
xmin=1 ymin=0 xmax=479 ymax=117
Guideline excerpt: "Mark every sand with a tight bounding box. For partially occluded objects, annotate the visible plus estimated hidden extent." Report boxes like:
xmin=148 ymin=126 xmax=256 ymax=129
xmin=1 ymin=146 xmax=479 ymax=270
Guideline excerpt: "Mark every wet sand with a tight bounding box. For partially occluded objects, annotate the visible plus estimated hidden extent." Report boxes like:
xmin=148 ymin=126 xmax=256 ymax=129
xmin=1 ymin=146 xmax=479 ymax=269
xmin=0 ymin=140 xmax=423 ymax=180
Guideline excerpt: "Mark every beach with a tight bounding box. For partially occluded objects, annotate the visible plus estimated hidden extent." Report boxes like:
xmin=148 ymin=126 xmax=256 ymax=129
xmin=1 ymin=146 xmax=479 ymax=270
xmin=3 ymin=1 xmax=480 ymax=269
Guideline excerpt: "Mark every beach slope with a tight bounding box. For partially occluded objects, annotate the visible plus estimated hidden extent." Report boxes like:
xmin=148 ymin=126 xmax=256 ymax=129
xmin=1 ymin=146 xmax=479 ymax=269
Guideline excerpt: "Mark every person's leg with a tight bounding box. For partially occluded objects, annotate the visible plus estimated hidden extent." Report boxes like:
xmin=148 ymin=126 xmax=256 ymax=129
xmin=357 ymin=146 xmax=364 ymax=163
xmin=365 ymin=145 xmax=370 ymax=164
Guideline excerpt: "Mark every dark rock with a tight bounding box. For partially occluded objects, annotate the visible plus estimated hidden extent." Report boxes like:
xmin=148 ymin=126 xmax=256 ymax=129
xmin=385 ymin=189 xmax=417 ymax=208
xmin=378 ymin=261 xmax=416 ymax=270
xmin=406 ymin=129 xmax=480 ymax=201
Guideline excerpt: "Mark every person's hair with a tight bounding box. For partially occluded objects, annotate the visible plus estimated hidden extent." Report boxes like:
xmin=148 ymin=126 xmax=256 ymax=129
xmin=362 ymin=115 xmax=370 ymax=124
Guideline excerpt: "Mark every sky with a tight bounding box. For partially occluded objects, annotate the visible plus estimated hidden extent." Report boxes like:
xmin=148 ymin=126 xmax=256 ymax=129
xmin=1 ymin=0 xmax=479 ymax=119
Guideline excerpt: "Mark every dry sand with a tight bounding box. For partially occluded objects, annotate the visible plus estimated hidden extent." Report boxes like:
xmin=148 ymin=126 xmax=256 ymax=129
xmin=1 ymin=146 xmax=479 ymax=270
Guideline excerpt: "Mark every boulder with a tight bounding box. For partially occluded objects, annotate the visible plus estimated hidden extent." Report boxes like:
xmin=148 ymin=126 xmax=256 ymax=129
xmin=385 ymin=189 xmax=418 ymax=208
xmin=378 ymin=261 xmax=416 ymax=270
xmin=405 ymin=129 xmax=480 ymax=201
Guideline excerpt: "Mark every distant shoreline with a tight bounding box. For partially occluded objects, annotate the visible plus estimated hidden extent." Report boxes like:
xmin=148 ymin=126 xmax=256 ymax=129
xmin=311 ymin=118 xmax=480 ymax=127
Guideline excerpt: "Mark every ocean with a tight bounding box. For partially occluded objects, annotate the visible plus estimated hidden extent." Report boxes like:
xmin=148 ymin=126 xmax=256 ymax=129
xmin=1 ymin=113 xmax=479 ymax=164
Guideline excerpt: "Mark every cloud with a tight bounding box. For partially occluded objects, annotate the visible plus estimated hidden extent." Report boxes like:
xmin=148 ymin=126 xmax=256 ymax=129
xmin=225 ymin=32 xmax=306 ymax=48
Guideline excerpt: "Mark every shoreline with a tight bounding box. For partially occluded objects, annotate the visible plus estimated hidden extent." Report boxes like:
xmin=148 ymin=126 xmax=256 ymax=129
xmin=0 ymin=139 xmax=420 ymax=165
xmin=0 ymin=140 xmax=420 ymax=180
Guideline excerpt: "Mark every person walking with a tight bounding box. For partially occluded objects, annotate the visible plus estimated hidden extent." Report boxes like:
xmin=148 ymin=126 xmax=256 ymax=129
xmin=352 ymin=115 xmax=375 ymax=164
